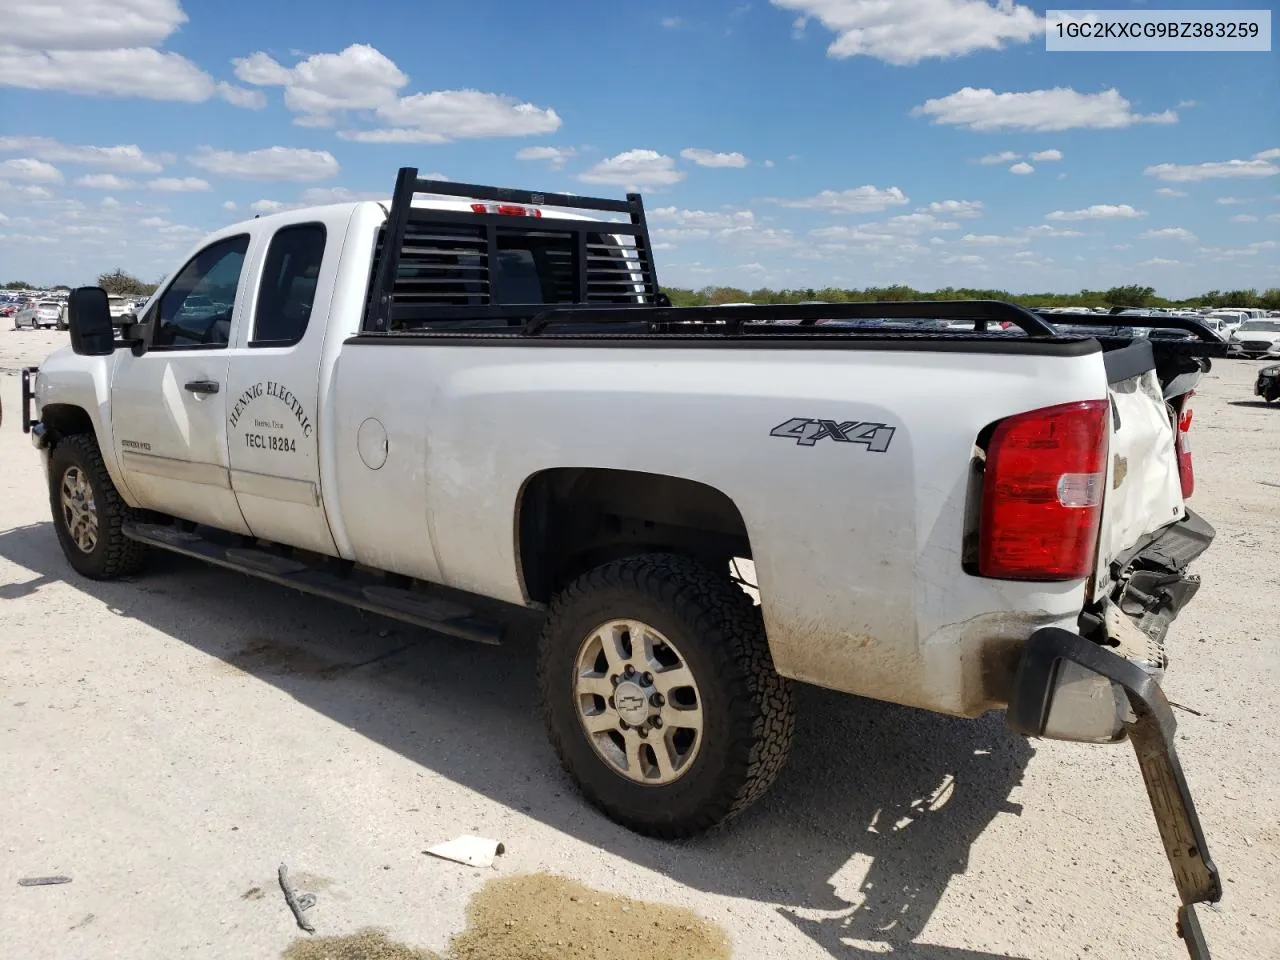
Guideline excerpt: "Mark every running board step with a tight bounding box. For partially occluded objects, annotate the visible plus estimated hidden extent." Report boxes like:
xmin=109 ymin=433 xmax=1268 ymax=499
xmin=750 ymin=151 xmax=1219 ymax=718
xmin=122 ymin=522 xmax=502 ymax=645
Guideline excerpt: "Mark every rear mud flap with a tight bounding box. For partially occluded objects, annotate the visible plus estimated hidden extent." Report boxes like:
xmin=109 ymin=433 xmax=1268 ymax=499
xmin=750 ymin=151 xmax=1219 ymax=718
xmin=1009 ymin=627 xmax=1220 ymax=960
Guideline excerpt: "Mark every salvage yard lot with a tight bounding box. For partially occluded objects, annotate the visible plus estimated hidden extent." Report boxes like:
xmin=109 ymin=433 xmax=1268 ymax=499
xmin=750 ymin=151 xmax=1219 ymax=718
xmin=1 ymin=324 xmax=1278 ymax=960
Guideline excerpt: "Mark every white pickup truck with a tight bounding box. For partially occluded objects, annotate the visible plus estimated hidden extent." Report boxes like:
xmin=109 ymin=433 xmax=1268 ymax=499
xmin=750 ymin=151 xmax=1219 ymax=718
xmin=22 ymin=169 xmax=1226 ymax=956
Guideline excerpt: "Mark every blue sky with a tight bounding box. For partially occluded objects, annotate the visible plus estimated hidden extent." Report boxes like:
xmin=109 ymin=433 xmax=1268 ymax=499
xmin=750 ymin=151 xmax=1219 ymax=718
xmin=0 ymin=0 xmax=1276 ymax=297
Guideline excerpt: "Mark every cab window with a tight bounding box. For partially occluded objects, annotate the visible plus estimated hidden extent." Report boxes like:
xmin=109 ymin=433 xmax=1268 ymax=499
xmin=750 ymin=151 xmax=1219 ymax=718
xmin=252 ymin=223 xmax=327 ymax=346
xmin=152 ymin=234 xmax=250 ymax=349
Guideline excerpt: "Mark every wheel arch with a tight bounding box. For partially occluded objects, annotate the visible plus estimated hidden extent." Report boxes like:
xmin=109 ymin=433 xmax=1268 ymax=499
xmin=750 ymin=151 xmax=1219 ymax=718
xmin=40 ymin=402 xmax=95 ymax=442
xmin=515 ymin=467 xmax=753 ymax=604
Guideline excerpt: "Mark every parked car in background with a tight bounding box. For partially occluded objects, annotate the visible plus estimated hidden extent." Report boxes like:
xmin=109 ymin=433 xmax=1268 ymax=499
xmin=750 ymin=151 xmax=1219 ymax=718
xmin=1256 ymin=364 xmax=1280 ymax=403
xmin=107 ymin=295 xmax=136 ymax=323
xmin=14 ymin=299 xmax=63 ymax=329
xmin=1207 ymin=310 xmax=1248 ymax=335
xmin=1227 ymin=319 xmax=1280 ymax=357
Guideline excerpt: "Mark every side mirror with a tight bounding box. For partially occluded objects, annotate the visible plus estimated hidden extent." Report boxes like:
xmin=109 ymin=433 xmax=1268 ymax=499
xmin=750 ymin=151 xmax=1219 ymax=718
xmin=68 ymin=287 xmax=117 ymax=356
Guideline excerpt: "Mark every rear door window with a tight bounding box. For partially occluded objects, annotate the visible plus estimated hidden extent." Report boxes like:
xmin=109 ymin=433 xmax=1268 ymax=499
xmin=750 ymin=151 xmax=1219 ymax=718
xmin=252 ymin=223 xmax=327 ymax=346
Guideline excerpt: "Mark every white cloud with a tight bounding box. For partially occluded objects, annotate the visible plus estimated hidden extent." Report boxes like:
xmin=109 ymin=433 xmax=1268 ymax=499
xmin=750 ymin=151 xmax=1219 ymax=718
xmin=579 ymin=150 xmax=685 ymax=189
xmin=680 ymin=148 xmax=749 ymax=168
xmin=660 ymin=16 xmax=684 ymax=28
xmin=1229 ymin=214 xmax=1258 ymax=223
xmin=216 ymin=81 xmax=266 ymax=109
xmin=651 ymin=207 xmax=756 ymax=230
xmin=233 ymin=44 xmax=561 ymax=142
xmin=1 ymin=0 xmax=187 ymax=50
xmin=722 ymin=226 xmax=795 ymax=248
xmin=231 ymin=50 xmax=292 ymax=86
xmin=942 ymin=254 xmax=984 ymax=265
xmin=1177 ymin=100 xmax=1197 ymax=109
xmin=1045 ymin=204 xmax=1145 ymax=221
xmin=1138 ymin=258 xmax=1181 ymax=267
xmin=249 ymin=199 xmax=289 ymax=213
xmin=75 ymin=173 xmax=135 ymax=189
xmin=233 ymin=45 xmax=406 ymax=116
xmin=961 ymin=233 xmax=1027 ymax=246
xmin=1215 ymin=196 xmax=1249 ymax=205
xmin=1254 ymin=148 xmax=1280 ymax=161
xmin=100 ymin=196 xmax=121 ymax=208
xmin=188 ymin=146 xmax=339 ymax=182
xmin=655 ymin=227 xmax=712 ymax=241
xmin=777 ymin=185 xmax=909 ymax=212
xmin=0 ymin=158 xmax=64 ymax=183
xmin=1022 ymin=225 xmax=1084 ymax=237
xmin=363 ymin=90 xmax=562 ymax=143
xmin=1030 ymin=149 xmax=1062 ymax=161
xmin=1139 ymin=227 xmax=1197 ymax=241
xmin=0 ymin=40 xmax=259 ymax=107
xmin=299 ymin=186 xmax=388 ymax=204
xmin=977 ymin=150 xmax=1020 ymax=165
xmin=221 ymin=200 xmax=237 ymax=211
xmin=913 ymin=87 xmax=1177 ymax=132
xmin=921 ymin=199 xmax=983 ymax=218
xmin=148 ymin=176 xmax=210 ymax=192
xmin=1009 ymin=161 xmax=1034 ymax=175
xmin=1144 ymin=159 xmax=1279 ymax=182
xmin=880 ymin=212 xmax=958 ymax=233
xmin=763 ymin=159 xmax=775 ymax=168
xmin=0 ymin=136 xmax=164 ymax=173
xmin=1155 ymin=187 xmax=1187 ymax=197
xmin=138 ymin=215 xmax=169 ymax=227
xmin=770 ymin=0 xmax=1041 ymax=65
xmin=515 ymin=145 xmax=577 ymax=169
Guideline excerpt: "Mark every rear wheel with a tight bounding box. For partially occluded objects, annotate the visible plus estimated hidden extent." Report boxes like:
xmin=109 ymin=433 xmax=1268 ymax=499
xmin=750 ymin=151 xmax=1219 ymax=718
xmin=538 ymin=553 xmax=795 ymax=838
xmin=48 ymin=434 xmax=148 ymax=579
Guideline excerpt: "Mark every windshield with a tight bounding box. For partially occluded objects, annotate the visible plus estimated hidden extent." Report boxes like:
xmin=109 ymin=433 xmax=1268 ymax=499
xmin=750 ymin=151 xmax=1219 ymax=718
xmin=1239 ymin=321 xmax=1280 ymax=332
xmin=38 ymin=301 xmax=60 ymax=309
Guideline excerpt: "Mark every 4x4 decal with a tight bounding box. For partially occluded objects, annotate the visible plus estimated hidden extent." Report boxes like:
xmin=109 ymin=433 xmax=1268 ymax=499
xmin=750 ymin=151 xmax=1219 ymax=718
xmin=770 ymin=417 xmax=896 ymax=452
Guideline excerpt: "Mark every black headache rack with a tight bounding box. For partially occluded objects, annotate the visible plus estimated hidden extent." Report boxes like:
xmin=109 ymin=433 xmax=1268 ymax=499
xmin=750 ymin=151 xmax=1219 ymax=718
xmin=1035 ymin=310 xmax=1229 ymax=359
xmin=363 ymin=168 xmax=663 ymax=333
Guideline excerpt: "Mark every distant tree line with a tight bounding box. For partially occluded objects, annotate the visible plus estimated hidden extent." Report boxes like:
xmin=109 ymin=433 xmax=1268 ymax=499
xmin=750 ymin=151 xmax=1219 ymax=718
xmin=3 ymin=269 xmax=160 ymax=296
xmin=662 ymin=284 xmax=1280 ymax=311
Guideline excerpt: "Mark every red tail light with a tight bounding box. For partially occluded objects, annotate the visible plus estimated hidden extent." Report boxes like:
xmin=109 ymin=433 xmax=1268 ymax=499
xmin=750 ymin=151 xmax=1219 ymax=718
xmin=470 ymin=202 xmax=541 ymax=217
xmin=978 ymin=400 xmax=1110 ymax=581
xmin=1174 ymin=391 xmax=1194 ymax=499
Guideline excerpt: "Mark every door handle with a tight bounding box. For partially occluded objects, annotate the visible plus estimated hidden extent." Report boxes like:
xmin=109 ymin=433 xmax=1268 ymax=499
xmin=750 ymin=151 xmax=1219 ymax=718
xmin=184 ymin=379 xmax=220 ymax=395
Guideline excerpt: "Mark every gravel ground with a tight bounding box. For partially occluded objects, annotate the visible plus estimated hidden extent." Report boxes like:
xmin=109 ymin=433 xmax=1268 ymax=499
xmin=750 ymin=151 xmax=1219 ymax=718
xmin=1 ymin=325 xmax=1277 ymax=960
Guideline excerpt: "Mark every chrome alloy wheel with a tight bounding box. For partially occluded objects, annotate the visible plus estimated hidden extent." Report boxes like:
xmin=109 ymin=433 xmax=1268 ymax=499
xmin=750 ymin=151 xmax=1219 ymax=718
xmin=573 ymin=619 xmax=704 ymax=785
xmin=60 ymin=466 xmax=99 ymax=554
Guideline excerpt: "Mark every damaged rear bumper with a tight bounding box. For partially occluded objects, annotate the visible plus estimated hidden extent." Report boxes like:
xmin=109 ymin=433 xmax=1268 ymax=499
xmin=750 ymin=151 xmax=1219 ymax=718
xmin=1009 ymin=629 xmax=1220 ymax=959
xmin=1007 ymin=509 xmax=1220 ymax=959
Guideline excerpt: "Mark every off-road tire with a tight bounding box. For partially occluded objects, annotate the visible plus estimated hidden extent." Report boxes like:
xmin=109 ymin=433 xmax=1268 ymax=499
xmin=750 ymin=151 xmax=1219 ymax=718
xmin=538 ymin=552 xmax=795 ymax=838
xmin=48 ymin=433 xmax=148 ymax=580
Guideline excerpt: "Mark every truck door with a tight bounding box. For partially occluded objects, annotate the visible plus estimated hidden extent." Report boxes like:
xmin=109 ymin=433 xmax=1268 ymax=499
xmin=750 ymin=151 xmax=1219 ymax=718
xmin=109 ymin=233 xmax=253 ymax=534
xmin=224 ymin=221 xmax=338 ymax=556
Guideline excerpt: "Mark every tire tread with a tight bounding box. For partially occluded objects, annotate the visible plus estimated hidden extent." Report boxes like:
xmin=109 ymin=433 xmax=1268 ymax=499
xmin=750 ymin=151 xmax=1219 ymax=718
xmin=538 ymin=552 xmax=795 ymax=838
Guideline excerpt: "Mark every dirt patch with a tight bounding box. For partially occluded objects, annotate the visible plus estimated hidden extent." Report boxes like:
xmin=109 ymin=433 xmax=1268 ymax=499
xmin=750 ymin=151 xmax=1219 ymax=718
xmin=451 ymin=873 xmax=730 ymax=960
xmin=282 ymin=873 xmax=730 ymax=960
xmin=223 ymin=639 xmax=342 ymax=680
xmin=283 ymin=929 xmax=440 ymax=960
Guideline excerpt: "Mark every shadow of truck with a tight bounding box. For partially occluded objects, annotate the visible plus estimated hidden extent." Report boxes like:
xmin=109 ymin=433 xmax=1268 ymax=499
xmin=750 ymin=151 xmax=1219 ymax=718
xmin=0 ymin=520 xmax=1033 ymax=959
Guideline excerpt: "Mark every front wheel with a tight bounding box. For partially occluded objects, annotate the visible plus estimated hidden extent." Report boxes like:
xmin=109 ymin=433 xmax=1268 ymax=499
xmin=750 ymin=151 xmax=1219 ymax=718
xmin=538 ymin=553 xmax=795 ymax=838
xmin=47 ymin=433 xmax=148 ymax=579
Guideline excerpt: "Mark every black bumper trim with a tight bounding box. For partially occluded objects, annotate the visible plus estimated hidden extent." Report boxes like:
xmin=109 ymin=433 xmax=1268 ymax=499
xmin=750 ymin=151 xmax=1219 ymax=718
xmin=1011 ymin=627 xmax=1220 ymax=960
